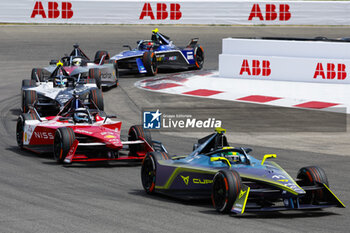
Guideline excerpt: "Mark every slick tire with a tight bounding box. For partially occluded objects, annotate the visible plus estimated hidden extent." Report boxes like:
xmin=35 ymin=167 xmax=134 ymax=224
xmin=53 ymin=127 xmax=75 ymax=163
xmin=193 ymin=45 xmax=204 ymax=70
xmin=88 ymin=88 xmax=104 ymax=111
xmin=141 ymin=153 xmax=157 ymax=194
xmin=22 ymin=79 xmax=36 ymax=88
xmin=297 ymin=166 xmax=329 ymax=204
xmin=128 ymin=125 xmax=153 ymax=156
xmin=141 ymin=151 xmax=169 ymax=194
xmin=94 ymin=50 xmax=110 ymax=64
xmin=142 ymin=51 xmax=158 ymax=76
xmin=89 ymin=68 xmax=102 ymax=89
xmin=212 ymin=169 xmax=242 ymax=213
xmin=31 ymin=68 xmax=47 ymax=82
xmin=16 ymin=113 xmax=40 ymax=149
xmin=22 ymin=90 xmax=38 ymax=113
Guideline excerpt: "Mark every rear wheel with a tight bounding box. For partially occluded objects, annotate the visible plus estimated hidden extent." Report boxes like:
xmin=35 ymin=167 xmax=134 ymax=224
xmin=212 ymin=169 xmax=242 ymax=213
xmin=128 ymin=125 xmax=153 ymax=156
xmin=142 ymin=51 xmax=158 ymax=76
xmin=141 ymin=151 xmax=169 ymax=194
xmin=297 ymin=166 xmax=329 ymax=204
xmin=22 ymin=90 xmax=37 ymax=113
xmin=89 ymin=88 xmax=104 ymax=111
xmin=89 ymin=68 xmax=102 ymax=89
xmin=193 ymin=45 xmax=204 ymax=70
xmin=53 ymin=127 xmax=75 ymax=163
xmin=94 ymin=50 xmax=110 ymax=64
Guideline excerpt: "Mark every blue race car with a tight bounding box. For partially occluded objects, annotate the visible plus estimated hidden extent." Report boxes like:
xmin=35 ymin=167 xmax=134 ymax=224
xmin=111 ymin=28 xmax=204 ymax=76
xmin=141 ymin=128 xmax=345 ymax=214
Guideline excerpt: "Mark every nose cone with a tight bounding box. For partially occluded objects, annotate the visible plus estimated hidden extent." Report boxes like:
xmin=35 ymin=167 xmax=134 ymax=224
xmin=265 ymin=165 xmax=306 ymax=195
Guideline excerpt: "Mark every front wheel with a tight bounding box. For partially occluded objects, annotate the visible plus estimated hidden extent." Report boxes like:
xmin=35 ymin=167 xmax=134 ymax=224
xmin=53 ymin=127 xmax=76 ymax=163
xmin=128 ymin=125 xmax=153 ymax=156
xmin=212 ymin=169 xmax=242 ymax=213
xmin=142 ymin=51 xmax=158 ymax=76
xmin=297 ymin=166 xmax=329 ymax=204
xmin=89 ymin=88 xmax=104 ymax=111
xmin=141 ymin=153 xmax=157 ymax=194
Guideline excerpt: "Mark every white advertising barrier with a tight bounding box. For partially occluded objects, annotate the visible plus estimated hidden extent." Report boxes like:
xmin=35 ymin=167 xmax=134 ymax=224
xmin=2 ymin=0 xmax=350 ymax=25
xmin=219 ymin=38 xmax=350 ymax=84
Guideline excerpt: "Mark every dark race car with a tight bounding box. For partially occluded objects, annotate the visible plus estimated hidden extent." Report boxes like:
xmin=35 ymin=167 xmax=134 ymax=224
xmin=111 ymin=28 xmax=204 ymax=76
xmin=141 ymin=128 xmax=345 ymax=214
xmin=22 ymin=65 xmax=103 ymax=116
xmin=32 ymin=44 xmax=119 ymax=90
xmin=16 ymin=94 xmax=157 ymax=164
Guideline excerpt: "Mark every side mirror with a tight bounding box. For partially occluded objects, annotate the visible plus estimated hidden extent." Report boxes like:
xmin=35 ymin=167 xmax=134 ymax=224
xmin=123 ymin=45 xmax=132 ymax=50
xmin=210 ymin=157 xmax=231 ymax=168
xmin=261 ymin=154 xmax=277 ymax=165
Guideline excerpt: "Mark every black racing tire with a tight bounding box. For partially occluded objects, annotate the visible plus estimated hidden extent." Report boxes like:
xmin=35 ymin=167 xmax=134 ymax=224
xmin=297 ymin=166 xmax=329 ymax=204
xmin=212 ymin=169 xmax=242 ymax=213
xmin=89 ymin=68 xmax=102 ymax=89
xmin=31 ymin=68 xmax=46 ymax=82
xmin=89 ymin=88 xmax=104 ymax=111
xmin=22 ymin=79 xmax=36 ymax=88
xmin=16 ymin=113 xmax=40 ymax=149
xmin=193 ymin=45 xmax=204 ymax=70
xmin=53 ymin=127 xmax=75 ymax=163
xmin=141 ymin=151 xmax=169 ymax=194
xmin=94 ymin=50 xmax=110 ymax=64
xmin=142 ymin=51 xmax=158 ymax=76
xmin=141 ymin=152 xmax=157 ymax=194
xmin=22 ymin=90 xmax=38 ymax=113
xmin=128 ymin=125 xmax=153 ymax=156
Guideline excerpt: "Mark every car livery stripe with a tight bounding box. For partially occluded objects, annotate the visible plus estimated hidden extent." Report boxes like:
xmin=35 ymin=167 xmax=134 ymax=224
xmin=155 ymin=163 xmax=217 ymax=190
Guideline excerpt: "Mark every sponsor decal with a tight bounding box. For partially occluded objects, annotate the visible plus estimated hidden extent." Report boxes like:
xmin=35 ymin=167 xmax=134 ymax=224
xmin=75 ymin=129 xmax=93 ymax=135
xmin=34 ymin=131 xmax=54 ymax=140
xmin=248 ymin=4 xmax=291 ymax=21
xmin=239 ymin=59 xmax=271 ymax=77
xmin=181 ymin=175 xmax=189 ymax=185
xmin=31 ymin=1 xmax=73 ymax=19
xmin=239 ymin=190 xmax=246 ymax=199
xmin=139 ymin=3 xmax=182 ymax=20
xmin=313 ymin=63 xmax=347 ymax=80
xmin=192 ymin=178 xmax=212 ymax=184
xmin=143 ymin=110 xmax=162 ymax=129
xmin=105 ymin=135 xmax=116 ymax=139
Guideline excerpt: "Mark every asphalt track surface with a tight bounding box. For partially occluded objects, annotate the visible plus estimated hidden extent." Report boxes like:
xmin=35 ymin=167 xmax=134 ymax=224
xmin=0 ymin=25 xmax=349 ymax=233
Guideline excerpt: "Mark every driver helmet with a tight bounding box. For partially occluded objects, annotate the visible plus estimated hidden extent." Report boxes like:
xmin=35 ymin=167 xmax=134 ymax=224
xmin=222 ymin=147 xmax=240 ymax=163
xmin=73 ymin=108 xmax=89 ymax=123
xmin=54 ymin=75 xmax=67 ymax=88
xmin=72 ymin=57 xmax=82 ymax=66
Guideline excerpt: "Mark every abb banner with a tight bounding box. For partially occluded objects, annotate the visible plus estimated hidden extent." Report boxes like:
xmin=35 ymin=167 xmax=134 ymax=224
xmin=2 ymin=0 xmax=350 ymax=25
xmin=219 ymin=38 xmax=350 ymax=84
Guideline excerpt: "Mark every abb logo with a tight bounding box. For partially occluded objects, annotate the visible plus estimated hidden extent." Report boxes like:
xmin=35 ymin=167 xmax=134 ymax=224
xmin=248 ymin=4 xmax=291 ymax=21
xmin=239 ymin=59 xmax=271 ymax=76
xmin=139 ymin=3 xmax=182 ymax=20
xmin=313 ymin=63 xmax=347 ymax=80
xmin=31 ymin=1 xmax=73 ymax=19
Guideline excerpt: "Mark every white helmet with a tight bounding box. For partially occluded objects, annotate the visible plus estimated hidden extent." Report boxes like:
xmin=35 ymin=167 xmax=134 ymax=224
xmin=72 ymin=57 xmax=82 ymax=66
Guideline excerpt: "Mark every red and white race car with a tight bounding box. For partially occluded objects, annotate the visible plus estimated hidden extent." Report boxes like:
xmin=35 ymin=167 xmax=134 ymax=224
xmin=16 ymin=95 xmax=157 ymax=164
